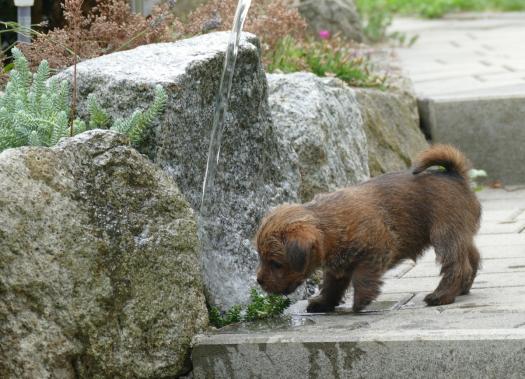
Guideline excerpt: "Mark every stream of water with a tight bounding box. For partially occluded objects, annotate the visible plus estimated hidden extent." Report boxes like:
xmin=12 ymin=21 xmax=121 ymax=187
xmin=200 ymin=0 xmax=252 ymax=217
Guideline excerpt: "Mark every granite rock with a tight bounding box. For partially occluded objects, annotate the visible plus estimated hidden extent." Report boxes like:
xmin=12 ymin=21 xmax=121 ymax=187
xmin=0 ymin=130 xmax=207 ymax=378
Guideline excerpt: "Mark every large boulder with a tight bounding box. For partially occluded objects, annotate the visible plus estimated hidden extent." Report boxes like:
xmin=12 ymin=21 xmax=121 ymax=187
xmin=0 ymin=130 xmax=207 ymax=378
xmin=267 ymin=72 xmax=369 ymax=202
xmin=54 ymin=32 xmax=301 ymax=308
xmin=297 ymin=0 xmax=364 ymax=42
xmin=355 ymin=87 xmax=428 ymax=176
xmin=267 ymin=70 xmax=427 ymax=179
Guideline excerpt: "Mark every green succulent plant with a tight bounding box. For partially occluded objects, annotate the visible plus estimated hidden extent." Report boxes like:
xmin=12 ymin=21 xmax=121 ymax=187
xmin=209 ymin=289 xmax=291 ymax=328
xmin=0 ymin=47 xmax=167 ymax=152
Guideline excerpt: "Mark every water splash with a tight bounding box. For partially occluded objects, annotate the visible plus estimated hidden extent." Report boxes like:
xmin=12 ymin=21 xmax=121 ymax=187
xmin=200 ymin=0 xmax=252 ymax=217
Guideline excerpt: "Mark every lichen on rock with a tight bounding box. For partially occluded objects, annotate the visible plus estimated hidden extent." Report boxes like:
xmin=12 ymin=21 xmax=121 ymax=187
xmin=0 ymin=130 xmax=207 ymax=378
xmin=355 ymin=87 xmax=429 ymax=176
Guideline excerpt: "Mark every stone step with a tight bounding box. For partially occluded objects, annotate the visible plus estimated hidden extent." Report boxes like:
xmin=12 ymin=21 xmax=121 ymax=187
xmin=192 ymin=290 xmax=525 ymax=378
xmin=193 ymin=283 xmax=525 ymax=378
xmin=193 ymin=328 xmax=525 ymax=378
xmin=418 ymin=95 xmax=525 ymax=184
xmin=391 ymin=13 xmax=525 ymax=184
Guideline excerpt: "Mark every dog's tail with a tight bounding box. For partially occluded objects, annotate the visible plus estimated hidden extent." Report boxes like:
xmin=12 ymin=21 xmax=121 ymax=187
xmin=412 ymin=144 xmax=470 ymax=181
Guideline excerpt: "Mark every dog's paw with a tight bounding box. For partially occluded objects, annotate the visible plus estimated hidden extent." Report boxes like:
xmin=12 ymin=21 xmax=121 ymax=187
xmin=424 ymin=292 xmax=455 ymax=306
xmin=352 ymin=300 xmax=371 ymax=313
xmin=306 ymin=299 xmax=335 ymax=313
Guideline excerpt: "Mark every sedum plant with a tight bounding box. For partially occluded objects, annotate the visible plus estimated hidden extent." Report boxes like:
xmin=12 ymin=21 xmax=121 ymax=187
xmin=209 ymin=305 xmax=243 ymax=329
xmin=0 ymin=47 xmax=167 ymax=152
xmin=244 ymin=288 xmax=291 ymax=322
xmin=209 ymin=288 xmax=291 ymax=328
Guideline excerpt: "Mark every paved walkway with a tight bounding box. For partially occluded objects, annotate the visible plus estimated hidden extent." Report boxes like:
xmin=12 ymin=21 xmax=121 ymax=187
xmin=388 ymin=13 xmax=525 ymax=185
xmin=390 ymin=12 xmax=525 ymax=99
xmin=193 ymin=188 xmax=525 ymax=378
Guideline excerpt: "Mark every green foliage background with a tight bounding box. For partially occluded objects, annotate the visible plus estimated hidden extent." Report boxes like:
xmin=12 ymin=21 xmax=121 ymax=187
xmin=357 ymin=0 xmax=525 ymax=19
xmin=267 ymin=36 xmax=387 ymax=89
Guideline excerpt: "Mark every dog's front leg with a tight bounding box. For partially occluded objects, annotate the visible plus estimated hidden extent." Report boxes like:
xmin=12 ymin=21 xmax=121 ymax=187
xmin=306 ymin=269 xmax=353 ymax=313
xmin=351 ymin=262 xmax=384 ymax=312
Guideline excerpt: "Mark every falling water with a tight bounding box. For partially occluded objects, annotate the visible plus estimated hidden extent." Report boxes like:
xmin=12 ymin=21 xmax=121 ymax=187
xmin=200 ymin=0 xmax=253 ymax=217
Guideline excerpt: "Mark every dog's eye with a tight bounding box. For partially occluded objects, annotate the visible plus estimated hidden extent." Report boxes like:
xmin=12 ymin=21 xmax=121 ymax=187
xmin=269 ymin=260 xmax=282 ymax=270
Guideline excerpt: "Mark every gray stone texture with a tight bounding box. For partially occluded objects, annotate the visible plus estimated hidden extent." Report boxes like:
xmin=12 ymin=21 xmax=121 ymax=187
xmin=267 ymin=72 xmax=369 ymax=202
xmin=53 ymin=32 xmax=301 ymax=309
xmin=355 ymin=87 xmax=428 ymax=176
xmin=419 ymin=95 xmax=525 ymax=184
xmin=297 ymin=0 xmax=365 ymax=42
xmin=0 ymin=130 xmax=207 ymax=378
xmin=193 ymin=336 xmax=525 ymax=378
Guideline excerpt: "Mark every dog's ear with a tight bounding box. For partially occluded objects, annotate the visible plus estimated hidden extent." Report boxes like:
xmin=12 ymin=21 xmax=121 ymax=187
xmin=285 ymin=224 xmax=321 ymax=272
xmin=285 ymin=238 xmax=312 ymax=272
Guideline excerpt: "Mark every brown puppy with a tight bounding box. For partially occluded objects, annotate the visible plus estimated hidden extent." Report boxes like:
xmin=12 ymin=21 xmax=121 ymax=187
xmin=255 ymin=145 xmax=481 ymax=313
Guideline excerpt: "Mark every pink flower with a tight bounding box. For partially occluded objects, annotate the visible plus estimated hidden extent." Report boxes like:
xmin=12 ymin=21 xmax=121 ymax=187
xmin=319 ymin=30 xmax=331 ymax=40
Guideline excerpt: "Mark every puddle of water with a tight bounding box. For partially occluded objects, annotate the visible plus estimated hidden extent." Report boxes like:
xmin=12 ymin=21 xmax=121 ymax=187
xmin=214 ymin=315 xmax=316 ymax=334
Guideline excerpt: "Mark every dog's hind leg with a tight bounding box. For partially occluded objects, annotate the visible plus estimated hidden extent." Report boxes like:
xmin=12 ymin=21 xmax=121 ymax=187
xmin=461 ymin=241 xmax=480 ymax=295
xmin=424 ymin=237 xmax=474 ymax=306
xmin=307 ymin=270 xmax=353 ymax=313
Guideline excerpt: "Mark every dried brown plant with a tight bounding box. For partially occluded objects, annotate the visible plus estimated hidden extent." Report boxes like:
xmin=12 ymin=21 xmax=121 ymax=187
xmin=0 ymin=54 xmax=7 ymax=89
xmin=66 ymin=0 xmax=83 ymax=134
xmin=20 ymin=0 xmax=175 ymax=70
xmin=174 ymin=0 xmax=307 ymax=61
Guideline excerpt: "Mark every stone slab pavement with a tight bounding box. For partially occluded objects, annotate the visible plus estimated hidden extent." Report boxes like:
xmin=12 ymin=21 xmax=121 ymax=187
xmin=389 ymin=12 xmax=525 ymax=185
xmin=192 ymin=187 xmax=525 ymax=378
xmin=390 ymin=12 xmax=525 ymax=100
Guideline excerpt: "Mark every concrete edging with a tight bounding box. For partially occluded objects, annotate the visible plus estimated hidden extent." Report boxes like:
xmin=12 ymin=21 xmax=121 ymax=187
xmin=193 ymin=329 xmax=525 ymax=378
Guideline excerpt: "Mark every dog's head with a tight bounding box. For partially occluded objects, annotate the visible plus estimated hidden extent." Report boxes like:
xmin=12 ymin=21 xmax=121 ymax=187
xmin=255 ymin=204 xmax=323 ymax=295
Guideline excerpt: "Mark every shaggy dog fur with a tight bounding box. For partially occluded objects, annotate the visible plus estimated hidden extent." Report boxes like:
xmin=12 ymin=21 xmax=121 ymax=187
xmin=255 ymin=144 xmax=481 ymax=313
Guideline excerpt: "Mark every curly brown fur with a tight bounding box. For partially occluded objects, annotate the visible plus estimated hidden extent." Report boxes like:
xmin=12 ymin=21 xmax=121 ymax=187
xmin=255 ymin=144 xmax=481 ymax=312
